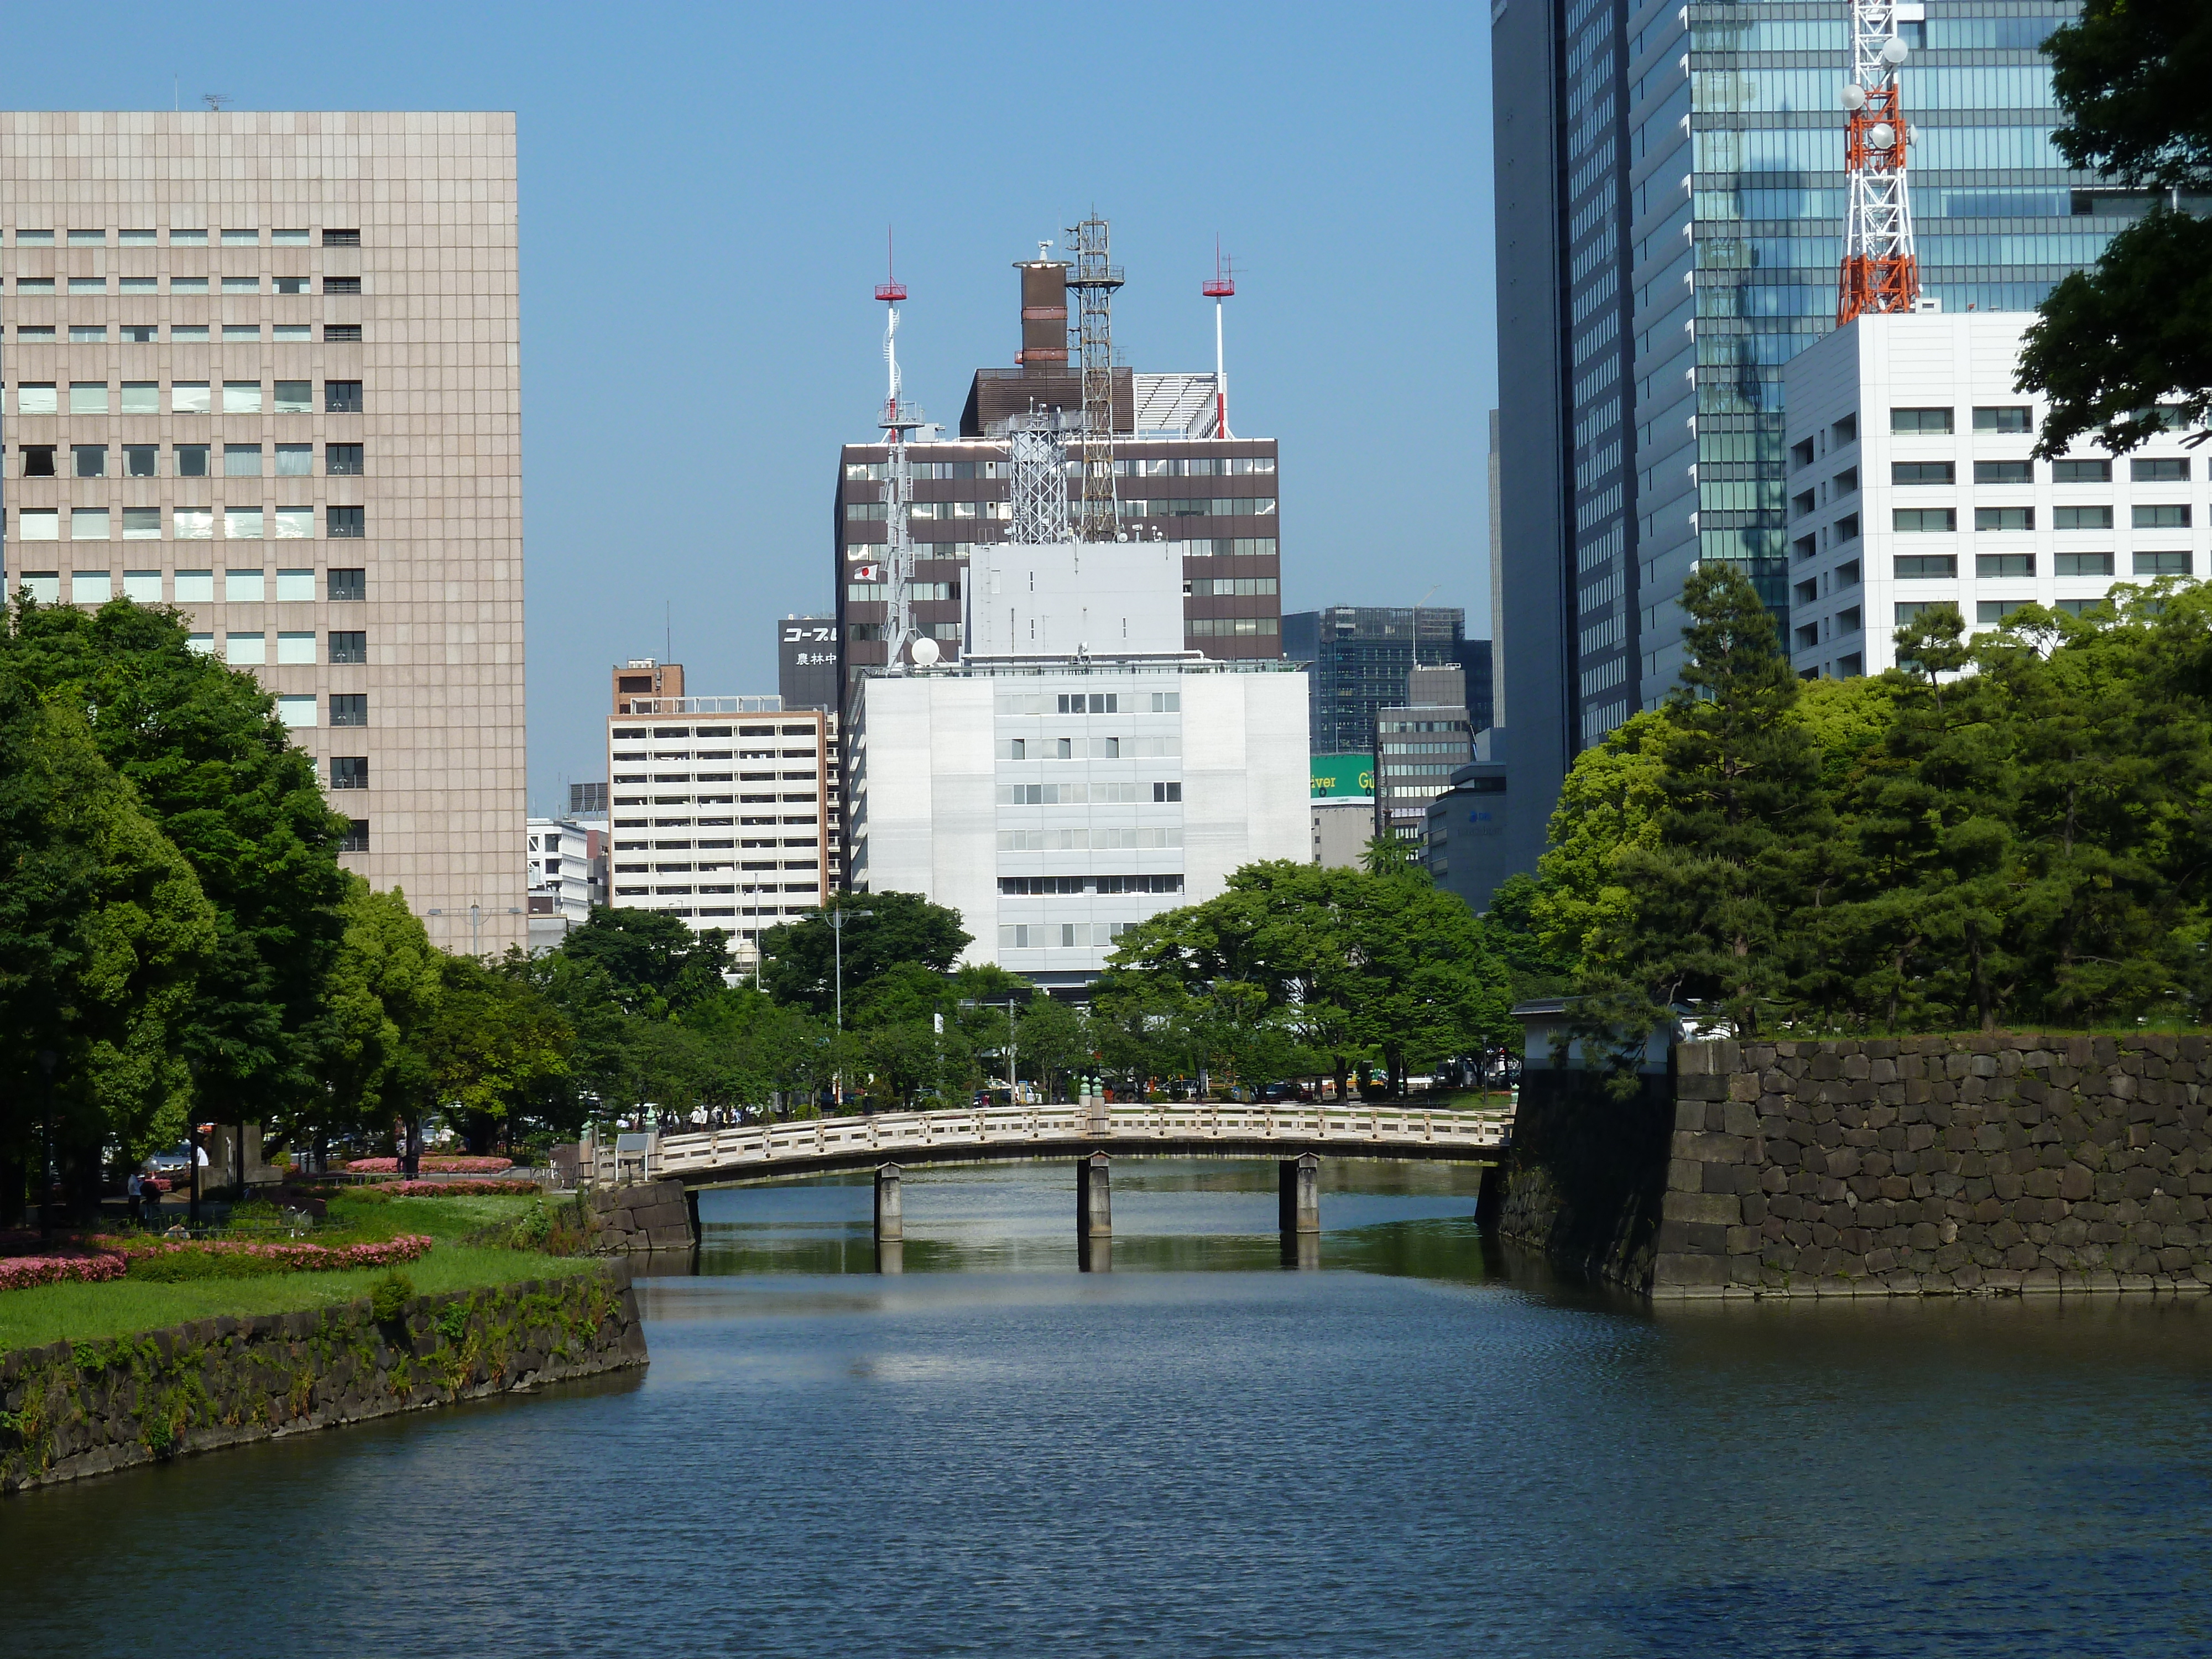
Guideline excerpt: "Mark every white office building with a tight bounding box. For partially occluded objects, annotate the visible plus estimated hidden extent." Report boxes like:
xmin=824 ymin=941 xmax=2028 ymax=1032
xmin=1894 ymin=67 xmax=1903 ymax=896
xmin=1783 ymin=311 xmax=2208 ymax=680
xmin=525 ymin=816 xmax=601 ymax=952
xmin=850 ymin=536 xmax=1307 ymax=989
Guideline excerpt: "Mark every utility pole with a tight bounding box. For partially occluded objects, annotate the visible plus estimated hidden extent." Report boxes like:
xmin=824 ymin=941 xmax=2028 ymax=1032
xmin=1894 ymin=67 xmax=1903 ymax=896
xmin=427 ymin=902 xmax=524 ymax=958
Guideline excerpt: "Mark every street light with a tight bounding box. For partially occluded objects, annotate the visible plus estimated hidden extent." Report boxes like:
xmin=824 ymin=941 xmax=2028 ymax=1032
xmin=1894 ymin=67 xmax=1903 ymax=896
xmin=828 ymin=905 xmax=874 ymax=1110
xmin=426 ymin=902 xmax=526 ymax=958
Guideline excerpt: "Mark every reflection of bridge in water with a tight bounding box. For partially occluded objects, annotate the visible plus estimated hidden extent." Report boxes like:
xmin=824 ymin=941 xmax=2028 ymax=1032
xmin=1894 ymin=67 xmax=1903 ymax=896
xmin=630 ymin=1103 xmax=1511 ymax=1272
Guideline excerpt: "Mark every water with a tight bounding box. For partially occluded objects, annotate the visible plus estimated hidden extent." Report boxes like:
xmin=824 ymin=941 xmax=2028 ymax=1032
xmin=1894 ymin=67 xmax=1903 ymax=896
xmin=5 ymin=1158 xmax=2211 ymax=1657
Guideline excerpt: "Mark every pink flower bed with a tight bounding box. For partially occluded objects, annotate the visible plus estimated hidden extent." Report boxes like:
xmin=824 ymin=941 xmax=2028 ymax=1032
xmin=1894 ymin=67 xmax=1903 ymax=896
xmin=345 ymin=1156 xmax=514 ymax=1175
xmin=371 ymin=1180 xmax=542 ymax=1197
xmin=0 ymin=1251 xmax=128 ymax=1291
xmin=110 ymin=1233 xmax=434 ymax=1270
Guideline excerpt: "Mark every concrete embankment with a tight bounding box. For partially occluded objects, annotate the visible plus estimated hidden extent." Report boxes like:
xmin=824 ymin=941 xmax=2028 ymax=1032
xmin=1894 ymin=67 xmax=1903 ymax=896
xmin=0 ymin=1263 xmax=646 ymax=1493
xmin=1500 ymin=1034 xmax=2212 ymax=1300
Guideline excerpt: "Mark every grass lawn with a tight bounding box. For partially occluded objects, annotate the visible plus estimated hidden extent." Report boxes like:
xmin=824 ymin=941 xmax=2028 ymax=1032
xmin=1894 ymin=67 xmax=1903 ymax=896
xmin=1 ymin=1192 xmax=600 ymax=1355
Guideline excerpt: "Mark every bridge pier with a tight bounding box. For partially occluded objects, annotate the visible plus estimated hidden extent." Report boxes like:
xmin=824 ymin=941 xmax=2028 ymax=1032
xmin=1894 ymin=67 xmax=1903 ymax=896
xmin=875 ymin=1163 xmax=905 ymax=1274
xmin=1077 ymin=1152 xmax=1111 ymax=1271
xmin=1279 ymin=1154 xmax=1320 ymax=1269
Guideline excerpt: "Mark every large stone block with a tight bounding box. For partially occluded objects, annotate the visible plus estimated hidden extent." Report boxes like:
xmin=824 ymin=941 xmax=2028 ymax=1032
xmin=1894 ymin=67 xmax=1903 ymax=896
xmin=1662 ymin=1190 xmax=1743 ymax=1225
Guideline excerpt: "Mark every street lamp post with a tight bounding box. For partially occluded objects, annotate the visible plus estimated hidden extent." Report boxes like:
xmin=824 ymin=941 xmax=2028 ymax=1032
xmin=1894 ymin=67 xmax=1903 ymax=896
xmin=426 ymin=903 xmax=525 ymax=958
xmin=828 ymin=906 xmax=875 ymax=1110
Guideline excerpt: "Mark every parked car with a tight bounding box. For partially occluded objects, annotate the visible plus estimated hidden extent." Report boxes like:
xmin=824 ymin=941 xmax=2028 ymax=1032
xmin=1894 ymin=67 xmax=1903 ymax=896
xmin=144 ymin=1144 xmax=193 ymax=1176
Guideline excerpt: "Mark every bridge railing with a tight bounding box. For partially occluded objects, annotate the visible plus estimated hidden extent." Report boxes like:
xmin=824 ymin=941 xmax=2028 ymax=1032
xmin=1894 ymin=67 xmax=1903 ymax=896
xmin=609 ymin=1101 xmax=1508 ymax=1184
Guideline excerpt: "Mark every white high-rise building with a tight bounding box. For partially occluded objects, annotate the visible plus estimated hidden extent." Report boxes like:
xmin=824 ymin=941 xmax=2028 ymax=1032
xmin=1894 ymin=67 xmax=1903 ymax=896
xmin=1782 ymin=311 xmax=2208 ymax=680
xmin=850 ymin=537 xmax=1307 ymax=989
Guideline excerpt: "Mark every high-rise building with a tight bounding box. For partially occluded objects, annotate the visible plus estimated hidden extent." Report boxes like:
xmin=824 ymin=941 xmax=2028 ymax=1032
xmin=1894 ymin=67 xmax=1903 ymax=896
xmin=1374 ymin=665 xmax=1476 ymax=846
xmin=1784 ymin=311 xmax=2208 ymax=679
xmin=1281 ymin=606 xmax=1474 ymax=753
xmin=778 ymin=614 xmax=838 ymax=711
xmin=834 ymin=252 xmax=1281 ymax=728
xmin=0 ymin=112 xmax=527 ymax=954
xmin=602 ymin=663 xmax=832 ymax=956
xmin=1491 ymin=0 xmax=2128 ymax=879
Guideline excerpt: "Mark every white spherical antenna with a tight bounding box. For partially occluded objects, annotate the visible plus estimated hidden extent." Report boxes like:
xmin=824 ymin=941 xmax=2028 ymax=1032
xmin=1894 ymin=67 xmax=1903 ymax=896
xmin=1868 ymin=122 xmax=1896 ymax=150
xmin=1881 ymin=36 xmax=1910 ymax=65
xmin=1840 ymin=84 xmax=1867 ymax=111
xmin=910 ymin=635 xmax=941 ymax=667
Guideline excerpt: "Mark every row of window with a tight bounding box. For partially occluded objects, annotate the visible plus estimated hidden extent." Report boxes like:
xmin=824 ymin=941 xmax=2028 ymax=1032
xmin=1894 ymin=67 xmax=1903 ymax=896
xmin=7 ymin=228 xmax=360 ymax=246
xmin=15 ymin=325 xmax=363 ymax=345
xmin=25 ymin=443 xmax=364 ymax=478
xmin=846 ymin=581 xmax=955 ymax=602
xmin=12 ymin=275 xmax=361 ymax=294
xmin=1186 ymin=577 xmax=1278 ymax=597
xmin=1187 ymin=617 xmax=1282 ymax=637
xmin=993 ymin=692 xmax=1183 ymax=716
xmin=995 ymin=782 xmax=1185 ymax=805
xmin=12 ymin=379 xmax=363 ymax=414
xmin=842 ymin=456 xmax=1274 ymax=482
xmin=13 ymin=507 xmax=364 ymax=540
xmin=996 ymin=827 xmax=1185 ymax=851
xmin=14 ymin=570 xmax=367 ymax=604
xmin=997 ymin=736 xmax=1181 ymax=759
xmin=845 ymin=495 xmax=1279 ymax=523
xmin=997 ymin=875 xmax=1185 ymax=895
xmin=1000 ymin=924 xmax=1133 ymax=950
xmin=837 ymin=536 xmax=1279 ymax=562
xmin=1893 ymin=457 xmax=2187 ymax=485
xmin=613 ymin=749 xmax=818 ymax=764
xmin=1893 ymin=551 xmax=2192 ymax=578
xmin=1893 ymin=505 xmax=2192 ymax=531
xmin=615 ymin=772 xmax=816 ymax=785
xmin=1893 ymin=599 xmax=2126 ymax=626
xmin=611 ymin=724 xmax=821 ymax=741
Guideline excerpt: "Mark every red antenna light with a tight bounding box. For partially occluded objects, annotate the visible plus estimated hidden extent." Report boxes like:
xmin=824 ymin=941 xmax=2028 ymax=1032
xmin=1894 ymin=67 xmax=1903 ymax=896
xmin=875 ymin=227 xmax=905 ymax=304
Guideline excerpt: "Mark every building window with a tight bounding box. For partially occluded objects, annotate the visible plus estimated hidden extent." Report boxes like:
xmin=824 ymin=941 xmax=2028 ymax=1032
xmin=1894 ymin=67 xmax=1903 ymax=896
xmin=72 ymin=508 xmax=109 ymax=541
xmin=171 ymin=380 xmax=212 ymax=416
xmin=1974 ymin=507 xmax=2033 ymax=531
xmin=1973 ymin=460 xmax=2033 ymax=484
xmin=1977 ymin=601 xmax=2033 ymax=624
xmin=328 ymin=506 xmax=366 ymax=538
xmin=325 ymin=380 xmax=363 ymax=414
xmin=2135 ymin=551 xmax=2193 ymax=576
xmin=70 ymin=382 xmax=110 ymax=415
xmin=225 ymin=632 xmax=266 ymax=666
xmin=274 ymin=275 xmax=308 ymax=294
xmin=124 ymin=445 xmax=158 ymax=478
xmin=329 ymin=568 xmax=367 ymax=603
xmin=226 ymin=509 xmax=265 ymax=541
xmin=122 ymin=508 xmax=160 ymax=540
xmin=225 ymin=568 xmax=265 ymax=602
xmin=323 ymin=228 xmax=362 ymax=247
xmin=276 ymin=444 xmax=314 ymax=477
xmin=123 ymin=571 xmax=162 ymax=602
xmin=275 ymin=568 xmax=315 ymax=602
xmin=2053 ymin=598 xmax=2107 ymax=617
xmin=2053 ymin=458 xmax=2111 ymax=483
xmin=277 ymin=632 xmax=317 ymax=664
xmin=1187 ymin=616 xmax=1281 ymax=637
xmin=1893 ymin=508 xmax=1957 ymax=533
xmin=1976 ymin=554 xmax=2036 ymax=578
xmin=272 ymin=379 xmax=314 ymax=415
xmin=2053 ymin=552 xmax=2114 ymax=576
xmin=72 ymin=572 xmax=113 ymax=604
xmin=330 ymin=757 xmax=369 ymax=790
xmin=19 ymin=446 xmax=57 ymax=478
xmin=338 ymin=818 xmax=369 ymax=853
xmin=274 ymin=507 xmax=314 ymax=540
xmin=1891 ymin=407 xmax=1954 ymax=434
xmin=324 ymin=325 xmax=363 ymax=343
xmin=326 ymin=444 xmax=364 ymax=476
xmin=174 ymin=570 xmax=215 ymax=602
xmin=1893 ymin=555 xmax=1958 ymax=579
xmin=17 ymin=573 xmax=59 ymax=603
xmin=69 ymin=326 xmax=109 ymax=343
xmin=323 ymin=276 xmax=363 ymax=295
xmin=1832 ymin=414 xmax=1858 ymax=445
xmin=222 ymin=381 xmax=263 ymax=415
xmin=2053 ymin=505 xmax=2113 ymax=529
xmin=16 ymin=510 xmax=59 ymax=540
xmin=171 ymin=324 xmax=210 ymax=342
xmin=225 ymin=444 xmax=264 ymax=478
xmin=1833 ymin=513 xmax=1860 ymax=543
xmin=2130 ymin=457 xmax=2189 ymax=482
xmin=175 ymin=445 xmax=211 ymax=479
xmin=222 ymin=325 xmax=262 ymax=342
xmin=1973 ymin=406 xmax=2033 ymax=433
xmin=174 ymin=509 xmax=213 ymax=540
xmin=1837 ymin=607 xmax=1862 ymax=635
xmin=1149 ymin=692 xmax=1181 ymax=712
xmin=2133 ymin=504 xmax=2192 ymax=528
xmin=329 ymin=630 xmax=368 ymax=664
xmin=119 ymin=380 xmax=159 ymax=415
xmin=330 ymin=693 xmax=368 ymax=727
xmin=1152 ymin=781 xmax=1182 ymax=802
xmin=122 ymin=325 xmax=158 ymax=343
xmin=1793 ymin=623 xmax=1819 ymax=650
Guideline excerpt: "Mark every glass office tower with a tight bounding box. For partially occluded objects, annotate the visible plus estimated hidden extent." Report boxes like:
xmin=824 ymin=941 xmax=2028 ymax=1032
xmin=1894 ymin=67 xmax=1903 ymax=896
xmin=1491 ymin=0 xmax=2121 ymax=877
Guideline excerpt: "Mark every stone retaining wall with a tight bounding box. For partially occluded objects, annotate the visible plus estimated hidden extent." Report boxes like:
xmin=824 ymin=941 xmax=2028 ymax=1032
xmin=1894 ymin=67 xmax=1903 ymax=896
xmin=1501 ymin=1034 xmax=2212 ymax=1300
xmin=0 ymin=1264 xmax=645 ymax=1493
xmin=583 ymin=1180 xmax=696 ymax=1253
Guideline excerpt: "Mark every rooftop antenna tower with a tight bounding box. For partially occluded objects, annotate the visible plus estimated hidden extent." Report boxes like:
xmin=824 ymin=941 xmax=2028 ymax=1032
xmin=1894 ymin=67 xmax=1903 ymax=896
xmin=1836 ymin=1 xmax=1918 ymax=324
xmin=1203 ymin=239 xmax=1235 ymax=439
xmin=875 ymin=231 xmax=926 ymax=667
xmin=1065 ymin=213 xmax=1125 ymax=541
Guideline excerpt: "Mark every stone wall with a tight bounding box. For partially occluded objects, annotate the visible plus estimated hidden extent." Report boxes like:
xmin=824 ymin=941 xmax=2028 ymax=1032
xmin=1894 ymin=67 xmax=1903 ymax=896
xmin=1493 ymin=1067 xmax=1676 ymax=1288
xmin=0 ymin=1264 xmax=645 ymax=1493
xmin=1661 ymin=1035 xmax=2212 ymax=1298
xmin=584 ymin=1180 xmax=696 ymax=1253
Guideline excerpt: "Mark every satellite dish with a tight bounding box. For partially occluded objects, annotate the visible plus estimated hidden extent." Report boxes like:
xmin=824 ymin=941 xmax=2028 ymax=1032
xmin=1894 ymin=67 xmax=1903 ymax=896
xmin=1840 ymin=84 xmax=1867 ymax=110
xmin=911 ymin=635 xmax=941 ymax=667
xmin=1881 ymin=36 xmax=1910 ymax=65
xmin=1868 ymin=122 xmax=1896 ymax=149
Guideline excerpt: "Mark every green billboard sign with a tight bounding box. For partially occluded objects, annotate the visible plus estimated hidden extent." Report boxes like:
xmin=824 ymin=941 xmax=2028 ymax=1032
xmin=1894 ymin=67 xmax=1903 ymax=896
xmin=1310 ymin=752 xmax=1375 ymax=799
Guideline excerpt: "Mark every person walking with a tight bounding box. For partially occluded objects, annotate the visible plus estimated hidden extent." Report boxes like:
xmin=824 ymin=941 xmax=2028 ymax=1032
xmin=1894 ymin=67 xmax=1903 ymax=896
xmin=126 ymin=1168 xmax=143 ymax=1225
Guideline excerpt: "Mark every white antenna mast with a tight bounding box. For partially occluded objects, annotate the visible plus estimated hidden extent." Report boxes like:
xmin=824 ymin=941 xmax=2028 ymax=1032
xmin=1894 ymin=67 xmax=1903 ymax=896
xmin=875 ymin=232 xmax=925 ymax=668
xmin=1837 ymin=0 xmax=1918 ymax=322
xmin=1204 ymin=239 xmax=1236 ymax=439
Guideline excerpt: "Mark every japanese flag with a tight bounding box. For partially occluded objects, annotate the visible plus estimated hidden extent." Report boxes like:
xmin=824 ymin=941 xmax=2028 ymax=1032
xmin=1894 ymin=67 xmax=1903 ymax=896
xmin=852 ymin=564 xmax=882 ymax=581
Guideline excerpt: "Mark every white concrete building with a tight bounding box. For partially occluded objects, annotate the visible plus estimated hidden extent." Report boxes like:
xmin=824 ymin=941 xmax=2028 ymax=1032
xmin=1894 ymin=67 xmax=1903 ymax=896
xmin=1782 ymin=311 xmax=2208 ymax=680
xmin=850 ymin=538 xmax=1307 ymax=988
xmin=525 ymin=816 xmax=601 ymax=951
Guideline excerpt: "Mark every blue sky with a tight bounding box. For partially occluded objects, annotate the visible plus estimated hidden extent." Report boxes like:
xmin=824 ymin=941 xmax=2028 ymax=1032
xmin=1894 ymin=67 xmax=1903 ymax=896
xmin=3 ymin=1 xmax=1498 ymax=807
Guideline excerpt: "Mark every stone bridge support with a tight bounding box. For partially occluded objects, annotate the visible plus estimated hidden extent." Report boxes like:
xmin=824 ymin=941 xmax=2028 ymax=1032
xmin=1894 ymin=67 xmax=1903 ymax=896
xmin=1078 ymin=1152 xmax=1112 ymax=1272
xmin=1280 ymin=1153 xmax=1320 ymax=1269
xmin=874 ymin=1162 xmax=905 ymax=1275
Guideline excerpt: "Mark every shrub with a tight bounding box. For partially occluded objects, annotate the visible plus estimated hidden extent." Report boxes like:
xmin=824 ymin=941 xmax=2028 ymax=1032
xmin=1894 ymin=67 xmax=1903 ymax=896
xmin=116 ymin=1234 xmax=434 ymax=1283
xmin=344 ymin=1156 xmax=514 ymax=1175
xmin=0 ymin=1251 xmax=128 ymax=1292
xmin=435 ymin=1303 xmax=471 ymax=1344
xmin=369 ymin=1272 xmax=415 ymax=1321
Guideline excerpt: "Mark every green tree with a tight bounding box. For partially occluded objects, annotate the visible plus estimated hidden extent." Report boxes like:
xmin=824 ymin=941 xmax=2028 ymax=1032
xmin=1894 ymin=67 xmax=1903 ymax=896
xmin=760 ymin=891 xmax=971 ymax=1018
xmin=417 ymin=953 xmax=573 ymax=1151
xmin=3 ymin=597 xmax=350 ymax=1146
xmin=1528 ymin=710 xmax=1672 ymax=973
xmin=299 ymin=881 xmax=442 ymax=1158
xmin=0 ymin=681 xmax=217 ymax=1212
xmin=560 ymin=906 xmax=731 ymax=1018
xmin=2018 ymin=1 xmax=2212 ymax=456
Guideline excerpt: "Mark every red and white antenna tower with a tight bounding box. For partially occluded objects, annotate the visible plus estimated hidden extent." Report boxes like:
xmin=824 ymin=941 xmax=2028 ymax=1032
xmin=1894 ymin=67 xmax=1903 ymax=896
xmin=1837 ymin=1 xmax=1918 ymax=324
xmin=875 ymin=232 xmax=926 ymax=667
xmin=1203 ymin=240 xmax=1235 ymax=439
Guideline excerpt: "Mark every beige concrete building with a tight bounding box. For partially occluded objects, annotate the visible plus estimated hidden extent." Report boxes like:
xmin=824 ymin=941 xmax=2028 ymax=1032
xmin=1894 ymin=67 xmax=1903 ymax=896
xmin=0 ymin=111 xmax=526 ymax=954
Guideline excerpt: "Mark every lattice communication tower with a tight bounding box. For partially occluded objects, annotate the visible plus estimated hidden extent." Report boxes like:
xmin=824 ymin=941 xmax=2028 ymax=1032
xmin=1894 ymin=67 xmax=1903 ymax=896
xmin=875 ymin=239 xmax=926 ymax=666
xmin=1065 ymin=215 xmax=1124 ymax=541
xmin=1836 ymin=0 xmax=1918 ymax=324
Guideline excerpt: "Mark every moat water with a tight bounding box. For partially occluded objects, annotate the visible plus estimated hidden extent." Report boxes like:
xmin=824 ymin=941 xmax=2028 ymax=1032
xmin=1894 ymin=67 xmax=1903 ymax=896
xmin=5 ymin=1159 xmax=2211 ymax=1657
